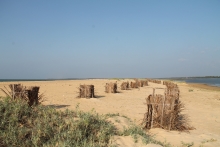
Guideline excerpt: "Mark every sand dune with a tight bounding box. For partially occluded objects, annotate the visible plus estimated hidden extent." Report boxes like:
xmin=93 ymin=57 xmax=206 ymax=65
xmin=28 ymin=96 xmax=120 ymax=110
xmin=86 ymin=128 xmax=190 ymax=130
xmin=0 ymin=79 xmax=219 ymax=146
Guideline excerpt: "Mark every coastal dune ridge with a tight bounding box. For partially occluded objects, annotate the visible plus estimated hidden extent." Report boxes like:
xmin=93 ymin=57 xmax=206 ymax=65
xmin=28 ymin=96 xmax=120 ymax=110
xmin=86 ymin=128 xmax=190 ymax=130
xmin=0 ymin=78 xmax=220 ymax=146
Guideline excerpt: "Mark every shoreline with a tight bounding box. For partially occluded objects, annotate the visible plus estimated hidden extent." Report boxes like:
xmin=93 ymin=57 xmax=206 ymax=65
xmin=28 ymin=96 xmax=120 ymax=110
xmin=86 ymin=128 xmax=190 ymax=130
xmin=1 ymin=78 xmax=220 ymax=91
xmin=157 ymin=79 xmax=220 ymax=91
xmin=0 ymin=78 xmax=92 ymax=82
xmin=0 ymin=79 xmax=220 ymax=146
xmin=170 ymin=80 xmax=220 ymax=91
xmin=186 ymin=83 xmax=220 ymax=91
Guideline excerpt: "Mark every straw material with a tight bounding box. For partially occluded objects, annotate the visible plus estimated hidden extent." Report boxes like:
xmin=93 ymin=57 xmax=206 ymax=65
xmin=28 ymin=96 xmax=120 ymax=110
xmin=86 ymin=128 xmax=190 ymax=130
xmin=105 ymin=83 xmax=117 ymax=93
xmin=78 ymin=85 xmax=95 ymax=98
xmin=143 ymin=80 xmax=148 ymax=86
xmin=0 ymin=84 xmax=43 ymax=106
xmin=26 ymin=86 xmax=41 ymax=106
xmin=146 ymin=79 xmax=162 ymax=84
xmin=130 ymin=79 xmax=139 ymax=88
xmin=121 ymin=82 xmax=129 ymax=90
xmin=142 ymin=81 xmax=194 ymax=131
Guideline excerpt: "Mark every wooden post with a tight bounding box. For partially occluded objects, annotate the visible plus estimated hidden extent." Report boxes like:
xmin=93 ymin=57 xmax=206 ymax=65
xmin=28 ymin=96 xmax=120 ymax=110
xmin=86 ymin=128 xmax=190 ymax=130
xmin=169 ymin=97 xmax=175 ymax=131
xmin=26 ymin=87 xmax=40 ymax=106
xmin=153 ymin=88 xmax=155 ymax=96
xmin=79 ymin=85 xmax=95 ymax=98
xmin=12 ymin=84 xmax=15 ymax=100
xmin=161 ymin=95 xmax=166 ymax=128
xmin=151 ymin=105 xmax=154 ymax=129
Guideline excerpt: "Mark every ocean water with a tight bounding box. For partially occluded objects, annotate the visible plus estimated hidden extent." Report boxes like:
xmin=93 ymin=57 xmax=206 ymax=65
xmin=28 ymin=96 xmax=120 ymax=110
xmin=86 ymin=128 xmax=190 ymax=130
xmin=0 ymin=79 xmax=56 ymax=82
xmin=0 ymin=78 xmax=84 ymax=82
xmin=1 ymin=78 xmax=220 ymax=87
xmin=171 ymin=78 xmax=220 ymax=87
xmin=0 ymin=78 xmax=102 ymax=82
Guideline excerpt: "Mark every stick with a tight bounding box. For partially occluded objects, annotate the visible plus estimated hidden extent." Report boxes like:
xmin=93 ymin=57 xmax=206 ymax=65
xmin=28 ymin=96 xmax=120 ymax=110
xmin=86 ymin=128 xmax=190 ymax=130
xmin=12 ymin=84 xmax=14 ymax=100
xmin=161 ymin=95 xmax=166 ymax=127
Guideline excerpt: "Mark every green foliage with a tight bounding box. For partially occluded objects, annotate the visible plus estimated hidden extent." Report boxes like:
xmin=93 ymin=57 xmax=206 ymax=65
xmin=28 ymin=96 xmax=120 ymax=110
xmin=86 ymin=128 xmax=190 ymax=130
xmin=181 ymin=141 xmax=194 ymax=147
xmin=188 ymin=89 xmax=194 ymax=92
xmin=0 ymin=97 xmax=116 ymax=147
xmin=120 ymin=124 xmax=170 ymax=147
xmin=201 ymin=138 xmax=217 ymax=143
xmin=104 ymin=113 xmax=120 ymax=118
xmin=0 ymin=97 xmax=169 ymax=147
xmin=199 ymin=138 xmax=218 ymax=147
xmin=109 ymin=78 xmax=124 ymax=81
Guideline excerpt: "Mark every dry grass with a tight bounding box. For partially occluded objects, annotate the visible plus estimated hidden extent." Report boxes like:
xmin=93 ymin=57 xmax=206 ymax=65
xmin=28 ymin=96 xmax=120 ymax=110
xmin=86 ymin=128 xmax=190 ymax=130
xmin=121 ymin=82 xmax=129 ymax=90
xmin=78 ymin=85 xmax=95 ymax=98
xmin=0 ymin=84 xmax=44 ymax=106
xmin=143 ymin=81 xmax=194 ymax=132
xmin=105 ymin=82 xmax=117 ymax=93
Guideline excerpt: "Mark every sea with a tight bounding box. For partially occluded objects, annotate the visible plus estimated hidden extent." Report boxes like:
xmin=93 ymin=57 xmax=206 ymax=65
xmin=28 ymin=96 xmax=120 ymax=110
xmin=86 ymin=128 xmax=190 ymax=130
xmin=0 ymin=78 xmax=85 ymax=82
xmin=168 ymin=77 xmax=220 ymax=87
xmin=1 ymin=77 xmax=220 ymax=87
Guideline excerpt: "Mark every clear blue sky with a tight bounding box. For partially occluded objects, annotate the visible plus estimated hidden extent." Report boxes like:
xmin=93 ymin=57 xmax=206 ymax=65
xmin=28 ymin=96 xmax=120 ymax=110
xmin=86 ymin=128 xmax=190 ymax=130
xmin=1 ymin=0 xmax=220 ymax=79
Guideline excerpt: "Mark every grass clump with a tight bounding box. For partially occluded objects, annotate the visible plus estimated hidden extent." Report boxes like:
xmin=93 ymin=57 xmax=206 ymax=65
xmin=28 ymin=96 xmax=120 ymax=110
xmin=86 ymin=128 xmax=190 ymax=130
xmin=0 ymin=97 xmax=116 ymax=147
xmin=181 ymin=141 xmax=194 ymax=147
xmin=188 ymin=89 xmax=194 ymax=92
xmin=105 ymin=113 xmax=170 ymax=147
xmin=104 ymin=113 xmax=120 ymax=118
xmin=0 ymin=97 xmax=169 ymax=147
xmin=120 ymin=125 xmax=170 ymax=147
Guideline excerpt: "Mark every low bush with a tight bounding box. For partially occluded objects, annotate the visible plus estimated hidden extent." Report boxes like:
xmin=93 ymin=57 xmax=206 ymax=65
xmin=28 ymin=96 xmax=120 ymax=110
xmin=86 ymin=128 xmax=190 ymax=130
xmin=0 ymin=97 xmax=169 ymax=147
xmin=0 ymin=97 xmax=115 ymax=147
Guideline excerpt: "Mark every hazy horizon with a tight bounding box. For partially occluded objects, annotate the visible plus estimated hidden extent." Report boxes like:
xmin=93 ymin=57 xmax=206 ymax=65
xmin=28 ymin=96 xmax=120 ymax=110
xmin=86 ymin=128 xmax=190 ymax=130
xmin=1 ymin=1 xmax=220 ymax=79
xmin=1 ymin=76 xmax=220 ymax=81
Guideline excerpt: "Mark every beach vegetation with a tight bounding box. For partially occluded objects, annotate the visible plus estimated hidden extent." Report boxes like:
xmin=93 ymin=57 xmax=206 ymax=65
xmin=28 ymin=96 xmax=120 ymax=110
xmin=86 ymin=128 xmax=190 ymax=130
xmin=188 ymin=89 xmax=194 ymax=92
xmin=181 ymin=141 xmax=194 ymax=147
xmin=201 ymin=138 xmax=217 ymax=144
xmin=0 ymin=97 xmax=169 ymax=147
xmin=109 ymin=78 xmax=124 ymax=81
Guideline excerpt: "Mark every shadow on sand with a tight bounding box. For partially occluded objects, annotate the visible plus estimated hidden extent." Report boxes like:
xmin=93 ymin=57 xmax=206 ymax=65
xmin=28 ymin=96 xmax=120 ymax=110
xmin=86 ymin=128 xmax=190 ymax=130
xmin=94 ymin=95 xmax=105 ymax=98
xmin=47 ymin=104 xmax=70 ymax=109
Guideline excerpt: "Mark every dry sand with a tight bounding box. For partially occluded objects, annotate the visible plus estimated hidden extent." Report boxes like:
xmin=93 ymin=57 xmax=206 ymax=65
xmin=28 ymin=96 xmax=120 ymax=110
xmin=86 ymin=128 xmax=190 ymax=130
xmin=0 ymin=79 xmax=220 ymax=147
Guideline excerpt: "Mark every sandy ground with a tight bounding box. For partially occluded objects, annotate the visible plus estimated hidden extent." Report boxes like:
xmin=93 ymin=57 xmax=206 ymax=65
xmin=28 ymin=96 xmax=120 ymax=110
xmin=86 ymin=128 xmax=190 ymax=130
xmin=0 ymin=79 xmax=220 ymax=147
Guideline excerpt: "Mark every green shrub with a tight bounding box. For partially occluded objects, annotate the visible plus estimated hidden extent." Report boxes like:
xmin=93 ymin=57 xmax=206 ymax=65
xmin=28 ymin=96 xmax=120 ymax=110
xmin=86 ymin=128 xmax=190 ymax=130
xmin=0 ymin=97 xmax=169 ymax=147
xmin=188 ymin=89 xmax=194 ymax=92
xmin=0 ymin=97 xmax=116 ymax=147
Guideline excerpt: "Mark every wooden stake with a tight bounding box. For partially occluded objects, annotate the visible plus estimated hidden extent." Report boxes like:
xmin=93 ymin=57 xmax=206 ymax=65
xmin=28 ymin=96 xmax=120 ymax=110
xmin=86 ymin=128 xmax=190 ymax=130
xmin=161 ymin=95 xmax=166 ymax=127
xmin=151 ymin=104 xmax=154 ymax=129
xmin=12 ymin=84 xmax=14 ymax=100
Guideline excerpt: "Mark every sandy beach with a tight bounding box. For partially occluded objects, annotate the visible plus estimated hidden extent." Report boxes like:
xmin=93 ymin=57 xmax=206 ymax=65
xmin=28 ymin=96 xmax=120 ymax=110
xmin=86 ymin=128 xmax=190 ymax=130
xmin=0 ymin=79 xmax=220 ymax=147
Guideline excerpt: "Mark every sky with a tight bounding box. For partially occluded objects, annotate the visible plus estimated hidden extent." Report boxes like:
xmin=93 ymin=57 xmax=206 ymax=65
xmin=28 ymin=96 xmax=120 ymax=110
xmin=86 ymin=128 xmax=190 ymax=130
xmin=0 ymin=0 xmax=220 ymax=79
